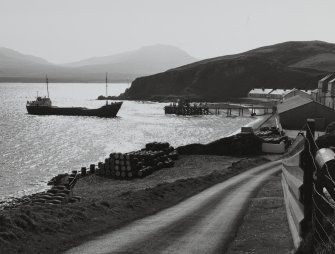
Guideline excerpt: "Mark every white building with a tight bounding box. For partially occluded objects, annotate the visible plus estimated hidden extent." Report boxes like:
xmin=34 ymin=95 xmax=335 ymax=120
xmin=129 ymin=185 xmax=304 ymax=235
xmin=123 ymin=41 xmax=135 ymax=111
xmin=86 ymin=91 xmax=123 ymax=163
xmin=248 ymin=88 xmax=273 ymax=99
xmin=269 ymin=89 xmax=292 ymax=100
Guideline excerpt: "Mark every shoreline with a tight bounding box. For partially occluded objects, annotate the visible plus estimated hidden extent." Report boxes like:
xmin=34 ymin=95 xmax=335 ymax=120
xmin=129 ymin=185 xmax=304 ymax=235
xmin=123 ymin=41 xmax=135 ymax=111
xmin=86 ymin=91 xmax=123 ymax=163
xmin=0 ymin=111 xmax=278 ymax=253
xmin=0 ymin=155 xmax=273 ymax=254
xmin=1 ymin=110 xmax=273 ymax=204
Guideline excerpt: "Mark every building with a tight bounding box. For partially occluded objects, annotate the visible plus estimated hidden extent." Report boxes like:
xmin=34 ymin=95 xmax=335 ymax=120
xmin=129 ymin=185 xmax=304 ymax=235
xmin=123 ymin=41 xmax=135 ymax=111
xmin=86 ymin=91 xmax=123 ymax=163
xmin=316 ymin=73 xmax=335 ymax=105
xmin=325 ymin=77 xmax=335 ymax=109
xmin=278 ymin=95 xmax=335 ymax=131
xmin=269 ymin=89 xmax=291 ymax=100
xmin=311 ymin=89 xmax=318 ymax=101
xmin=283 ymin=88 xmax=312 ymax=101
xmin=248 ymin=88 xmax=273 ymax=99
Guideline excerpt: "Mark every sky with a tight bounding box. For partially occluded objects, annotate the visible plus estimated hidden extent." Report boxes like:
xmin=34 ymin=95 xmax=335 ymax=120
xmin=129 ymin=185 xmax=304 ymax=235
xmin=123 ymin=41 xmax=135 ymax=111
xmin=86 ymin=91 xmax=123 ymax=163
xmin=1 ymin=0 xmax=335 ymax=64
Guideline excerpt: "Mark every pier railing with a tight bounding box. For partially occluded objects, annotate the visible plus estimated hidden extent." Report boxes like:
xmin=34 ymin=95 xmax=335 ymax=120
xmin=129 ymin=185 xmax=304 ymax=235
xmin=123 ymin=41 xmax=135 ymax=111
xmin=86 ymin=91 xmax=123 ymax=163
xmin=282 ymin=119 xmax=335 ymax=252
xmin=208 ymin=103 xmax=276 ymax=116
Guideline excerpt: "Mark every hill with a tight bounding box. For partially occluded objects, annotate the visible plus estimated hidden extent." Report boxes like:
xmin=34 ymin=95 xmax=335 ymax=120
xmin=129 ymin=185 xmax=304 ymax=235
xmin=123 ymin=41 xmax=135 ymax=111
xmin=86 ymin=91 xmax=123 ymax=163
xmin=120 ymin=41 xmax=334 ymax=101
xmin=63 ymin=45 xmax=197 ymax=74
xmin=0 ymin=45 xmax=197 ymax=82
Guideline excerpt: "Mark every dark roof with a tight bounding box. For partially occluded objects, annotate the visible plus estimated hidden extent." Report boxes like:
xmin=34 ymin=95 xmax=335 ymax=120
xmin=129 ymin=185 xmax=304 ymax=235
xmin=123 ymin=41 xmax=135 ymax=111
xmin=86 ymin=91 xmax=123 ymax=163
xmin=277 ymin=95 xmax=312 ymax=114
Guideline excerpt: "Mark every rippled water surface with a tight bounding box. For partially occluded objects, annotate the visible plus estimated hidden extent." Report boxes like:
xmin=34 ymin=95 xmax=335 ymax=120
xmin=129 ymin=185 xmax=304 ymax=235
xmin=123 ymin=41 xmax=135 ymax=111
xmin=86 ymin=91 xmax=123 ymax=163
xmin=0 ymin=83 xmax=257 ymax=200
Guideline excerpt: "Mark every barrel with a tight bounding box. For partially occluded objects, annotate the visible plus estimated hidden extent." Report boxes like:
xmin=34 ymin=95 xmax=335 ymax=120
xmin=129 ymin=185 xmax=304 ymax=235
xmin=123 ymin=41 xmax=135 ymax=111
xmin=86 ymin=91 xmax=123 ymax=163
xmin=90 ymin=164 xmax=95 ymax=174
xmin=315 ymin=148 xmax=335 ymax=179
xmin=81 ymin=167 xmax=87 ymax=176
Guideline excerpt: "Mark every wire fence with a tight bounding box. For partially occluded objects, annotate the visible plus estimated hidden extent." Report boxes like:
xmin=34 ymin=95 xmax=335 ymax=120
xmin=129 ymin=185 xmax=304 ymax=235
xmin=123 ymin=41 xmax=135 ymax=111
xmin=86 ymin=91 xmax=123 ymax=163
xmin=303 ymin=121 xmax=335 ymax=252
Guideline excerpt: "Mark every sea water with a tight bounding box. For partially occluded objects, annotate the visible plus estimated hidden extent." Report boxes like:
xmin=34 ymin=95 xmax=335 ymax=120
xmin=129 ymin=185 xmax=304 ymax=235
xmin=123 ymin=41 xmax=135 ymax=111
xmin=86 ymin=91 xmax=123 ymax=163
xmin=0 ymin=83 xmax=257 ymax=201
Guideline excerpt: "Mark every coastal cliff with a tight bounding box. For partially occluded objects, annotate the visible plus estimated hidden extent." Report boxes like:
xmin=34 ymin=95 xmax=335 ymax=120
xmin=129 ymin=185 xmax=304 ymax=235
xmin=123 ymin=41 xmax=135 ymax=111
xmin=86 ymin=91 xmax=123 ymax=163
xmin=120 ymin=41 xmax=335 ymax=101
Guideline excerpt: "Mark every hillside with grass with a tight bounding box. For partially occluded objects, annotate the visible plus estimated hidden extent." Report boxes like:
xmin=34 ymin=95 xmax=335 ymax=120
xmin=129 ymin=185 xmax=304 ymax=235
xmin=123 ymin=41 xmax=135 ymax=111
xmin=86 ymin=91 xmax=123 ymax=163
xmin=120 ymin=41 xmax=335 ymax=101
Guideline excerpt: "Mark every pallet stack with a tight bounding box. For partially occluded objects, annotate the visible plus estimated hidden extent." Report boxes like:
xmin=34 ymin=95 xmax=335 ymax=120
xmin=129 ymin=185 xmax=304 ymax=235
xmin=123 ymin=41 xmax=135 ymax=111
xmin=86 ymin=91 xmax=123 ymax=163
xmin=95 ymin=142 xmax=179 ymax=180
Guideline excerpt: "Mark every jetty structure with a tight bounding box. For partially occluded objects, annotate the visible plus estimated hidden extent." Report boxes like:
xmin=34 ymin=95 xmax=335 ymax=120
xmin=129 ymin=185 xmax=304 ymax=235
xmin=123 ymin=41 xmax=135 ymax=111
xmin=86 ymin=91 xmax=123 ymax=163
xmin=164 ymin=99 xmax=209 ymax=115
xmin=208 ymin=103 xmax=276 ymax=116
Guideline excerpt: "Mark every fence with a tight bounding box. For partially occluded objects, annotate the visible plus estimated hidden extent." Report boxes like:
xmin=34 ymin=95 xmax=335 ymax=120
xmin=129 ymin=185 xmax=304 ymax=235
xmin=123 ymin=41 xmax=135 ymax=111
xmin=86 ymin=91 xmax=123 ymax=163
xmin=282 ymin=119 xmax=335 ymax=252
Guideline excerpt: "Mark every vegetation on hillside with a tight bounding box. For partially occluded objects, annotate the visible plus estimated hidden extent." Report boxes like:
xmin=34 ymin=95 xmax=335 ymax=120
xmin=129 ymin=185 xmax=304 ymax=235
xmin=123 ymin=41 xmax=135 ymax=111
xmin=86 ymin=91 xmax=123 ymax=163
xmin=121 ymin=41 xmax=335 ymax=101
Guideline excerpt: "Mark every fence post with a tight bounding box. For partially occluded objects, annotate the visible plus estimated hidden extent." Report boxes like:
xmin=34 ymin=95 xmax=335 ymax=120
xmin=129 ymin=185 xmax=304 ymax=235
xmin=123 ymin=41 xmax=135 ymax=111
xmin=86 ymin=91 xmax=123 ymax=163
xmin=300 ymin=119 xmax=315 ymax=238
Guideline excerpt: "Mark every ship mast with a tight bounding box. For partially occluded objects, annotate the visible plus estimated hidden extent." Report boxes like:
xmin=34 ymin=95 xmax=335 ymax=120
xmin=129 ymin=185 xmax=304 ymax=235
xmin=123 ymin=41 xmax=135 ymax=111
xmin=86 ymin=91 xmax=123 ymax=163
xmin=46 ymin=75 xmax=50 ymax=98
xmin=106 ymin=72 xmax=108 ymax=105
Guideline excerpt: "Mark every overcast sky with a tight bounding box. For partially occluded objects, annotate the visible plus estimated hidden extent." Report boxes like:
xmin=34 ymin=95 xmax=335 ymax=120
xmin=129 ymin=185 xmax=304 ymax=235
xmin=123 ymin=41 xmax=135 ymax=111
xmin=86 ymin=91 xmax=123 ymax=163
xmin=1 ymin=0 xmax=334 ymax=64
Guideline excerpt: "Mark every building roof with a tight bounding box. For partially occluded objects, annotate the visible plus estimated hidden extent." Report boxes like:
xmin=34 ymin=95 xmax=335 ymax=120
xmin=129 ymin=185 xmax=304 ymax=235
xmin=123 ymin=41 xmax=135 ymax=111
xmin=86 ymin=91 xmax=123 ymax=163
xmin=329 ymin=77 xmax=335 ymax=84
xmin=290 ymin=88 xmax=313 ymax=95
xmin=269 ymin=89 xmax=292 ymax=95
xmin=277 ymin=95 xmax=313 ymax=114
xmin=320 ymin=74 xmax=333 ymax=82
xmin=249 ymin=88 xmax=272 ymax=95
xmin=319 ymin=73 xmax=335 ymax=84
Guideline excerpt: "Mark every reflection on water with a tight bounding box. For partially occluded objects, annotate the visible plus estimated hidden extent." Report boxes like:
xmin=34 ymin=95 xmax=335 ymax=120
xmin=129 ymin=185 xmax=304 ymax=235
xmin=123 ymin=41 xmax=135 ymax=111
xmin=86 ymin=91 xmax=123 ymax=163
xmin=0 ymin=83 xmax=255 ymax=200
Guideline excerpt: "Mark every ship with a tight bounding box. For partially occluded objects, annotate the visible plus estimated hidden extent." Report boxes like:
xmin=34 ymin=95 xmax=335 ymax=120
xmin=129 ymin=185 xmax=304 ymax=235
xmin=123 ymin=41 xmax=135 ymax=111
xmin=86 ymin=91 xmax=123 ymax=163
xmin=26 ymin=74 xmax=123 ymax=118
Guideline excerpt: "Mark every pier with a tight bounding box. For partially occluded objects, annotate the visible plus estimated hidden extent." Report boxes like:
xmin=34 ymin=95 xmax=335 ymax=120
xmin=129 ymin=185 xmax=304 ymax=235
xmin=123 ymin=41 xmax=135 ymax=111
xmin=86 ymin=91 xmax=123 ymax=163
xmin=208 ymin=103 xmax=277 ymax=116
xmin=164 ymin=99 xmax=210 ymax=115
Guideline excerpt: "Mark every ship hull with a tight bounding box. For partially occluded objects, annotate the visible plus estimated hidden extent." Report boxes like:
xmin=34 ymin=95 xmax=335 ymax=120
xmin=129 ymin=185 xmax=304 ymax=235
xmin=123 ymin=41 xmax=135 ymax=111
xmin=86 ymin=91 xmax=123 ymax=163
xmin=26 ymin=102 xmax=123 ymax=118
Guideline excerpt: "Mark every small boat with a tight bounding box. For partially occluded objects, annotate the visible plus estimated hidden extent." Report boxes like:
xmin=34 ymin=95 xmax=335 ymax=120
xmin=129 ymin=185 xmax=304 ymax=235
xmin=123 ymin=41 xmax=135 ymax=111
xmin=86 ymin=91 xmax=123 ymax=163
xmin=26 ymin=74 xmax=122 ymax=118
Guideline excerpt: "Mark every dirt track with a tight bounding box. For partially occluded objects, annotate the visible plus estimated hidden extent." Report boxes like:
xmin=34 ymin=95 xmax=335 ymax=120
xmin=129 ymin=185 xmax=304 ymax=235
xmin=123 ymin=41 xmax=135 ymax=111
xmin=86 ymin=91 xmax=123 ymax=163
xmin=65 ymin=160 xmax=281 ymax=254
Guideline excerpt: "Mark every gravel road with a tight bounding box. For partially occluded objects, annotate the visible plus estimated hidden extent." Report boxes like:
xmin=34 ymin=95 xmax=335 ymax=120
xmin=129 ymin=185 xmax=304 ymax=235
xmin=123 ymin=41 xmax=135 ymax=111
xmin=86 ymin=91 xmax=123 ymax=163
xmin=65 ymin=160 xmax=282 ymax=254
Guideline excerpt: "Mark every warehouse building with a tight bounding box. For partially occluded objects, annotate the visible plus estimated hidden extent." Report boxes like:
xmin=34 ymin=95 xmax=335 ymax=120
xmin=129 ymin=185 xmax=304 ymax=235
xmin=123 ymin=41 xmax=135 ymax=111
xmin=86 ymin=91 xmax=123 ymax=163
xmin=269 ymin=89 xmax=291 ymax=100
xmin=283 ymin=88 xmax=312 ymax=101
xmin=248 ymin=88 xmax=314 ymax=101
xmin=278 ymin=95 xmax=335 ymax=131
xmin=248 ymin=88 xmax=273 ymax=99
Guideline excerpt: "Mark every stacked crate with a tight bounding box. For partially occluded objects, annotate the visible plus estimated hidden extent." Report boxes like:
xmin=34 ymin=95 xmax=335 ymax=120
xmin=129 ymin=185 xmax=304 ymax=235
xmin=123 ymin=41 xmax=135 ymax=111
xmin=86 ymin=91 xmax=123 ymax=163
xmin=95 ymin=142 xmax=179 ymax=180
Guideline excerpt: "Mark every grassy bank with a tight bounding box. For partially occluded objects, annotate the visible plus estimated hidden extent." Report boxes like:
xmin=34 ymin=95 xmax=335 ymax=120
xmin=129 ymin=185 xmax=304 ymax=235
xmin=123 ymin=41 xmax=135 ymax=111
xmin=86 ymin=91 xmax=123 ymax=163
xmin=0 ymin=155 xmax=270 ymax=254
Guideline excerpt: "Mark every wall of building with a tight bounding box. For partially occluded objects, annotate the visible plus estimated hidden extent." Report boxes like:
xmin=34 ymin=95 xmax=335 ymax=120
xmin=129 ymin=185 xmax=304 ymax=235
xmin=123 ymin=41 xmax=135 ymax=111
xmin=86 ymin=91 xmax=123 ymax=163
xmin=269 ymin=93 xmax=283 ymax=100
xmin=311 ymin=91 xmax=318 ymax=101
xmin=324 ymin=96 xmax=335 ymax=109
xmin=279 ymin=102 xmax=335 ymax=131
xmin=248 ymin=93 xmax=269 ymax=98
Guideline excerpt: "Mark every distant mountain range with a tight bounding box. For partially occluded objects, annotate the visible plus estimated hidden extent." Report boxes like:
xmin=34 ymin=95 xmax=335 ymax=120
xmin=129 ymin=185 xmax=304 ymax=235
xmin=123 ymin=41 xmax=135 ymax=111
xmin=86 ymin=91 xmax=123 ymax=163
xmin=121 ymin=41 xmax=335 ymax=101
xmin=0 ymin=45 xmax=197 ymax=82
